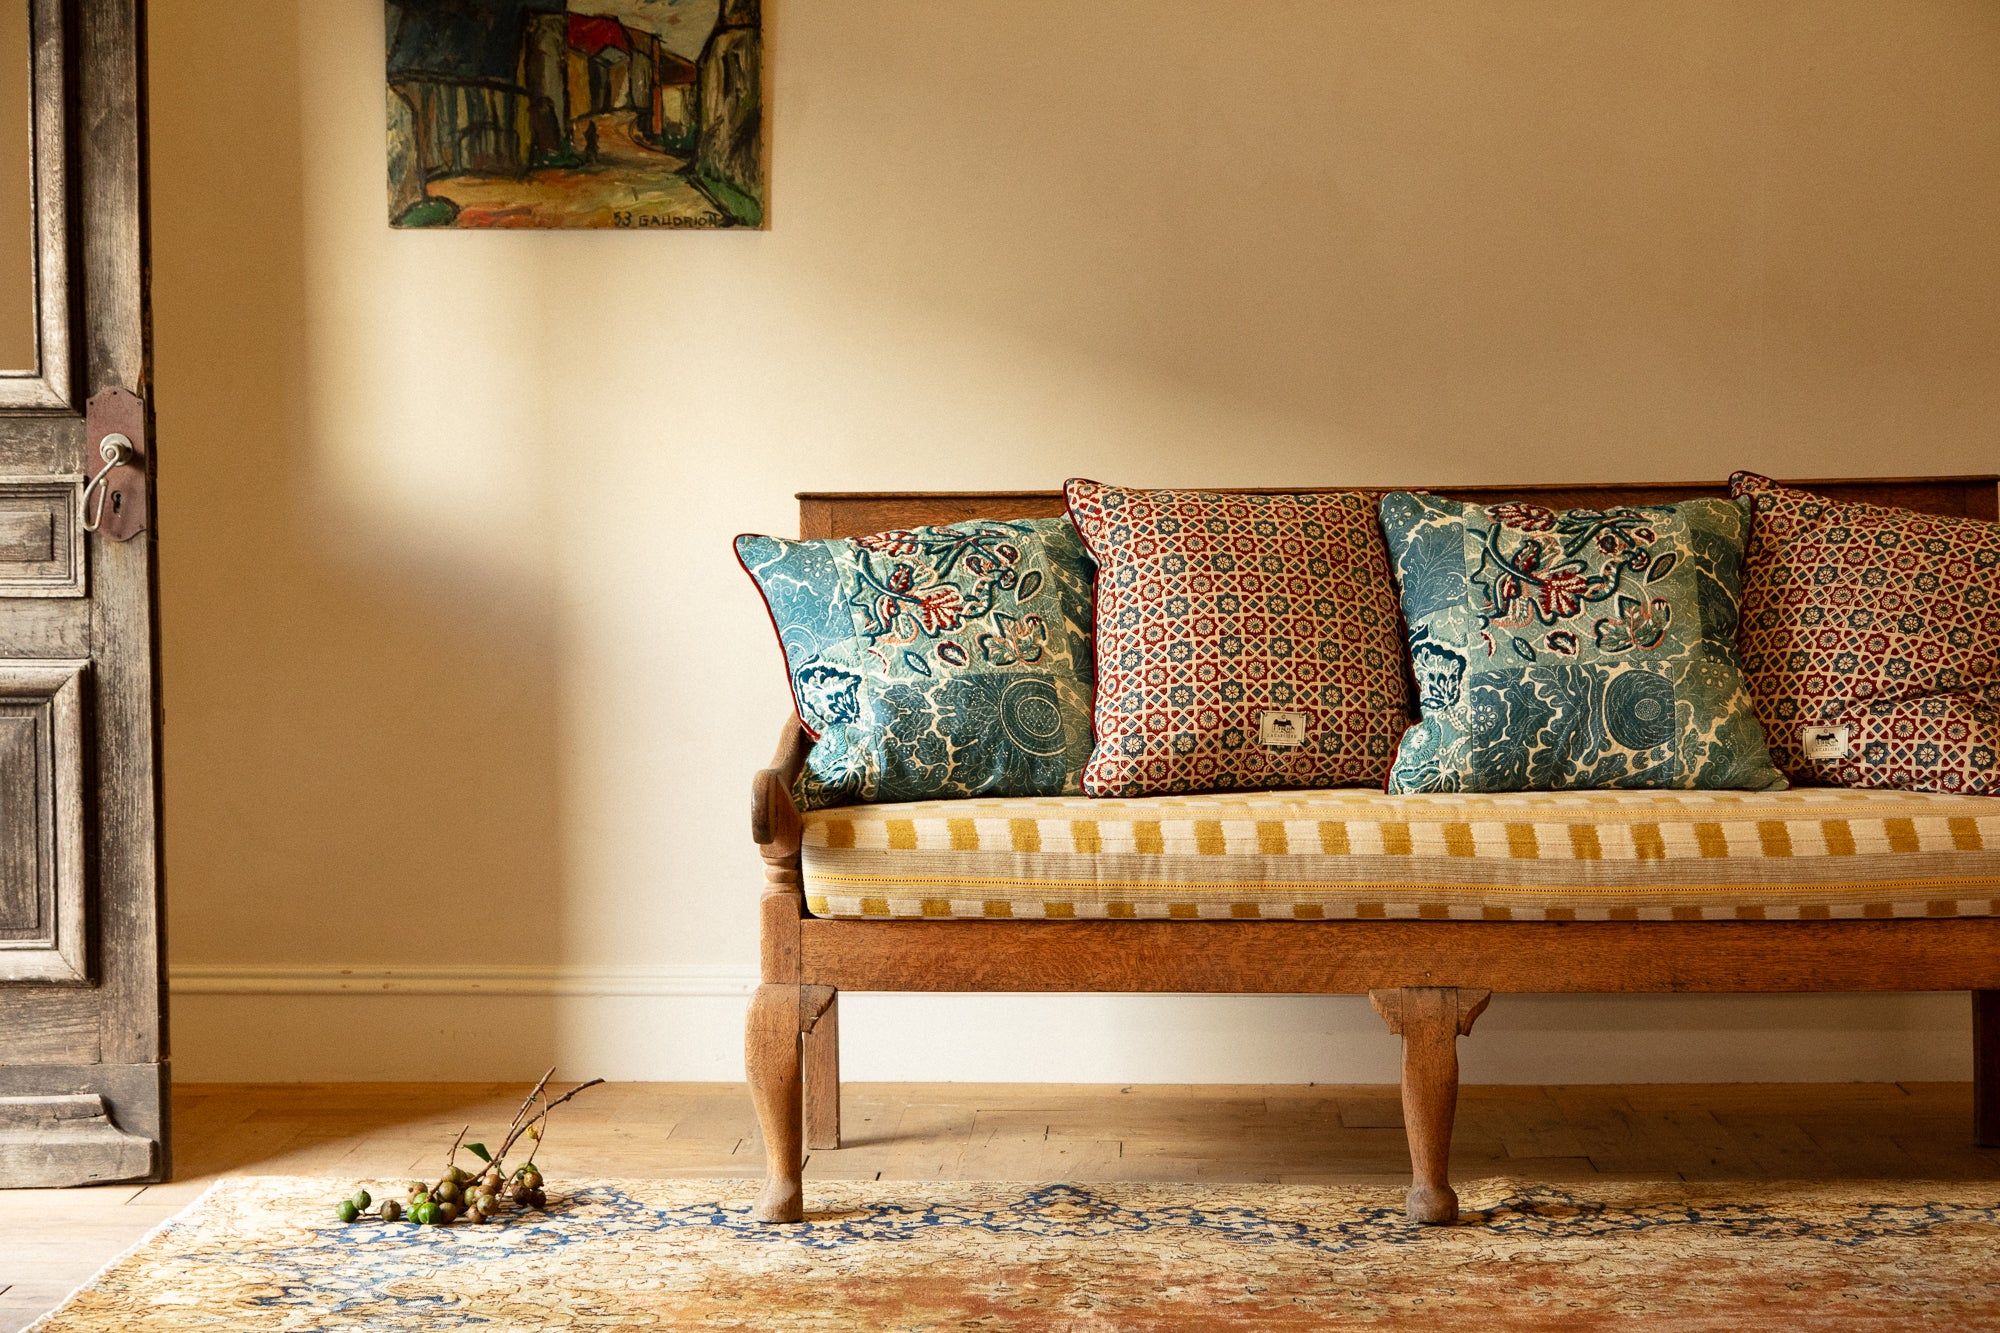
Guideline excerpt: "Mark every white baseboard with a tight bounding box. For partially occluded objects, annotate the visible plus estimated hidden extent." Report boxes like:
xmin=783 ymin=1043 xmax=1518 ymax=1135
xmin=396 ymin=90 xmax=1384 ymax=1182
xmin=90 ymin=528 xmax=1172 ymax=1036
xmin=170 ymin=962 xmax=758 ymax=997
xmin=165 ymin=965 xmax=1975 ymax=1085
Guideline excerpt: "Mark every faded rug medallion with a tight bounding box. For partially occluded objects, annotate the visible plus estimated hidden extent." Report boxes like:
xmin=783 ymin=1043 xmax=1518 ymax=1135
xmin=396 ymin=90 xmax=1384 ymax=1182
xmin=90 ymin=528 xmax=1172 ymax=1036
xmin=33 ymin=1177 xmax=2000 ymax=1330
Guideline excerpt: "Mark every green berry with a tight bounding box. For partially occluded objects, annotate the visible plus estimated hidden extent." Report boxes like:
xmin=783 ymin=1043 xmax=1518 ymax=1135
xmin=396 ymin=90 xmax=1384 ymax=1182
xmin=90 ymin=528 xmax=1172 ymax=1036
xmin=350 ymin=1189 xmax=372 ymax=1210
xmin=336 ymin=1200 xmax=360 ymax=1224
xmin=410 ymin=1201 xmax=436 ymax=1225
xmin=434 ymin=1180 xmax=462 ymax=1203
xmin=520 ymin=1170 xmax=543 ymax=1191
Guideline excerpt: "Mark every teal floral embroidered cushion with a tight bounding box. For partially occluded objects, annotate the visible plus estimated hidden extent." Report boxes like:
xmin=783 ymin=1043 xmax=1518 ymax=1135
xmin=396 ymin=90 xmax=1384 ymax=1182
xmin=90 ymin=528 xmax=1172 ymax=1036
xmin=736 ymin=517 xmax=1095 ymax=810
xmin=1377 ymin=492 xmax=1785 ymax=793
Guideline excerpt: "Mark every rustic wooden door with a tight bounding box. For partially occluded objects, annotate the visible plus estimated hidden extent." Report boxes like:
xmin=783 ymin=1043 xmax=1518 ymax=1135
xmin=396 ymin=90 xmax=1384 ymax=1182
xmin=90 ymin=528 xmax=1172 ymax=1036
xmin=0 ymin=0 xmax=164 ymax=1185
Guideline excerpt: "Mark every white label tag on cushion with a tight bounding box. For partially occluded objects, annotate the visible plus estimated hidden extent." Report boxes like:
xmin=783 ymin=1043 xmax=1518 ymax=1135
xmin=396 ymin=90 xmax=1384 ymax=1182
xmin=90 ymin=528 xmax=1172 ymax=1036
xmin=1259 ymin=710 xmax=1312 ymax=750
xmin=1800 ymin=725 xmax=1852 ymax=761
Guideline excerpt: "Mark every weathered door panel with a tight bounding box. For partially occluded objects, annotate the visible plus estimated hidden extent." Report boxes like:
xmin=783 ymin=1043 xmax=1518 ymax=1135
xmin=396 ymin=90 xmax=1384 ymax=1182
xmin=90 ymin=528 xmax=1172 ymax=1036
xmin=0 ymin=0 xmax=165 ymax=1186
xmin=0 ymin=659 xmax=87 ymax=984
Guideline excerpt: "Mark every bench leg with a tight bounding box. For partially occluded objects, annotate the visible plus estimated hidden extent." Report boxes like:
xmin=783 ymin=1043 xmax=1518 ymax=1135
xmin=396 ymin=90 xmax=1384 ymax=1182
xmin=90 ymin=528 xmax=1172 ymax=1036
xmin=804 ymin=989 xmax=842 ymax=1151
xmin=1370 ymin=987 xmax=1492 ymax=1225
xmin=746 ymin=983 xmax=803 ymax=1223
xmin=1978 ymin=991 xmax=1999 ymax=1149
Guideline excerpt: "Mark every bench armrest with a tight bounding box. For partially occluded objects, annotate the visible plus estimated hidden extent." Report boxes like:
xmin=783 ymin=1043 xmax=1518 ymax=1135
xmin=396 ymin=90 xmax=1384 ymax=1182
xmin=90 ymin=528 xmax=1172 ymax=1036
xmin=751 ymin=716 xmax=809 ymax=858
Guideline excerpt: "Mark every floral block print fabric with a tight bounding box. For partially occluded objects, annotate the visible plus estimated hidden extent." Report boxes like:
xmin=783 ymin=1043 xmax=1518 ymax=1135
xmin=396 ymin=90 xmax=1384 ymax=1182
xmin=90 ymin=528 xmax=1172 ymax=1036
xmin=1732 ymin=472 xmax=2000 ymax=795
xmin=1378 ymin=492 xmax=1784 ymax=793
xmin=1064 ymin=480 xmax=1409 ymax=797
xmin=735 ymin=517 xmax=1095 ymax=810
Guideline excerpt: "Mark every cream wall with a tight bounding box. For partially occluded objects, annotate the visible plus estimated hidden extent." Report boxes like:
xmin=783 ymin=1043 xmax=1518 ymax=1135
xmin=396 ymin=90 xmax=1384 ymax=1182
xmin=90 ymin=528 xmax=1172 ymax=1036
xmin=153 ymin=1 xmax=2000 ymax=1082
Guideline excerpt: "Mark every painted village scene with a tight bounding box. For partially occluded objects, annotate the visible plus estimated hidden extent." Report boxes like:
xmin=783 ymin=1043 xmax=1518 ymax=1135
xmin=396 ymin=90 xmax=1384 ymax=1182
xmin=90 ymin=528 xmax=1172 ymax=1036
xmin=386 ymin=0 xmax=764 ymax=229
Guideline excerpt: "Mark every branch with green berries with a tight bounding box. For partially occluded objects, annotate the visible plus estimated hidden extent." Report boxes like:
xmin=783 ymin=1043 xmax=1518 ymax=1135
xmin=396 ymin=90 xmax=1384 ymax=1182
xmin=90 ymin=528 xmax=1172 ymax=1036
xmin=334 ymin=1069 xmax=604 ymax=1228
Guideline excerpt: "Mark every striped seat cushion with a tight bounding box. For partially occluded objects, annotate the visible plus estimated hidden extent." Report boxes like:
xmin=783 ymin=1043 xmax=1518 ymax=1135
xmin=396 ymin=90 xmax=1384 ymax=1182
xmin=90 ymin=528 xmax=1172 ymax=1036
xmin=799 ymin=788 xmax=2000 ymax=922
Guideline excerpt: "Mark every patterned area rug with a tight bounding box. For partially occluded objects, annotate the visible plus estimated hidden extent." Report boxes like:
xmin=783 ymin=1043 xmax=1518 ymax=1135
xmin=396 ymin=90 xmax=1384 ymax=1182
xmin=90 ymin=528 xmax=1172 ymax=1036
xmin=33 ymin=1177 xmax=2000 ymax=1330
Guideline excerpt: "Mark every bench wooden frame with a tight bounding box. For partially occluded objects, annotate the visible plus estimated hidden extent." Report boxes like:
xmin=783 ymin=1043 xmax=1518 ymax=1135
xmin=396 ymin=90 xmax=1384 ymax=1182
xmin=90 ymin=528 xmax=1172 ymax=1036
xmin=746 ymin=477 xmax=2000 ymax=1225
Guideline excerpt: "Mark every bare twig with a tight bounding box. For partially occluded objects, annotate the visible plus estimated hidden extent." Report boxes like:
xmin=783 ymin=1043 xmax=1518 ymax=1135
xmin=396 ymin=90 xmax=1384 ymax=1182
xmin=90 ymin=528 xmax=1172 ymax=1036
xmin=494 ymin=1077 xmax=605 ymax=1165
xmin=491 ymin=1067 xmax=556 ymax=1166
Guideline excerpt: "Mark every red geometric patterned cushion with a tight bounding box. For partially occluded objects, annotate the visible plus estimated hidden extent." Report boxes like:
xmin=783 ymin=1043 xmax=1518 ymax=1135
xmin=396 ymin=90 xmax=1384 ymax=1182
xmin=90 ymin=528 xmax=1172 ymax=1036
xmin=1732 ymin=472 xmax=2000 ymax=795
xmin=1064 ymin=480 xmax=1410 ymax=797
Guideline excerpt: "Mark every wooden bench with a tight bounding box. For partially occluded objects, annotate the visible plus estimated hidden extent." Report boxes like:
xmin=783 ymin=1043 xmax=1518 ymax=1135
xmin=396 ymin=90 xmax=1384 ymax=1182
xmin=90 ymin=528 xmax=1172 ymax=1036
xmin=745 ymin=477 xmax=2000 ymax=1225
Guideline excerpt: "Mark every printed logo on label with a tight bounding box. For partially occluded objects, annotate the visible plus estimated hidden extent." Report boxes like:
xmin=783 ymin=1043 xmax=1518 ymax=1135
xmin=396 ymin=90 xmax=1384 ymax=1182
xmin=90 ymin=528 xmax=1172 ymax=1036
xmin=1800 ymin=725 xmax=1852 ymax=761
xmin=1259 ymin=710 xmax=1312 ymax=750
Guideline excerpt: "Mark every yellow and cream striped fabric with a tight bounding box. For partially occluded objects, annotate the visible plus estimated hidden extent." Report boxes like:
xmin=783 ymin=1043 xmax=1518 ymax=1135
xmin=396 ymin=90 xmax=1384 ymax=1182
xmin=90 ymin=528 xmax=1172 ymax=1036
xmin=800 ymin=787 xmax=2000 ymax=922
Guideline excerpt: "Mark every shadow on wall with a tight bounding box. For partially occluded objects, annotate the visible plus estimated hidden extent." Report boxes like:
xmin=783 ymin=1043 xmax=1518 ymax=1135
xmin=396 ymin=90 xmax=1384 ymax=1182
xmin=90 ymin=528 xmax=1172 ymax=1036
xmin=150 ymin=4 xmax=567 ymax=1067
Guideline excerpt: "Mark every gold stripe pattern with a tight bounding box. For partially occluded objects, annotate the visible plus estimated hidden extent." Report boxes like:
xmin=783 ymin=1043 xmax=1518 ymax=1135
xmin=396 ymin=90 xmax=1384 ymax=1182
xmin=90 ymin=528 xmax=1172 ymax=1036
xmin=799 ymin=788 xmax=2000 ymax=922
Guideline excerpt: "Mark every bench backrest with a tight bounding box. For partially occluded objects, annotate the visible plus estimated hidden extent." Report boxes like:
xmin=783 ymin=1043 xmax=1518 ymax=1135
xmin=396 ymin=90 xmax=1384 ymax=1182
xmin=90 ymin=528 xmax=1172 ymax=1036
xmin=799 ymin=477 xmax=1999 ymax=540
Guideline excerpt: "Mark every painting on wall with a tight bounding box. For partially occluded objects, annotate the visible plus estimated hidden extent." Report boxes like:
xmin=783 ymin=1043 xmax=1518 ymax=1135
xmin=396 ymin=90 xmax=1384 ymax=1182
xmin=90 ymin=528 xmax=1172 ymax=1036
xmin=385 ymin=0 xmax=764 ymax=229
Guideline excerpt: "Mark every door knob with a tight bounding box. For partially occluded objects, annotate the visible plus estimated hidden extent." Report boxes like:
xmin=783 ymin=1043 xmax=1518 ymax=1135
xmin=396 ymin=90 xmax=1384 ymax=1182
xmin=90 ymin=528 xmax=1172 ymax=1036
xmin=80 ymin=432 xmax=133 ymax=532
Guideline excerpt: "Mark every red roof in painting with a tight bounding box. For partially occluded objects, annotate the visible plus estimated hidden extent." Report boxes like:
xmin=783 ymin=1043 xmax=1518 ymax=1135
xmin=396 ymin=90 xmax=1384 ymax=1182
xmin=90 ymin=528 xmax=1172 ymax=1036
xmin=567 ymin=14 xmax=632 ymax=56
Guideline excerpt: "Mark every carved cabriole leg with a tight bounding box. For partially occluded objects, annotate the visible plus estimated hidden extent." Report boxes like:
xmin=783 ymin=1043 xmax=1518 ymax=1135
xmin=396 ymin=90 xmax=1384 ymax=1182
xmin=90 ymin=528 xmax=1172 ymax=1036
xmin=1976 ymin=991 xmax=1999 ymax=1149
xmin=747 ymin=883 xmax=804 ymax=1221
xmin=745 ymin=983 xmax=803 ymax=1222
xmin=1370 ymin=987 xmax=1492 ymax=1225
xmin=748 ymin=737 xmax=809 ymax=1223
xmin=804 ymin=988 xmax=841 ymax=1151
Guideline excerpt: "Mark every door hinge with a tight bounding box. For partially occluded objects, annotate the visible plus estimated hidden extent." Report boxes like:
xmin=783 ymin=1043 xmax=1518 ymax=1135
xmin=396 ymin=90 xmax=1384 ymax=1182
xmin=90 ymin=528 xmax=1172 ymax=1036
xmin=83 ymin=387 xmax=149 ymax=542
